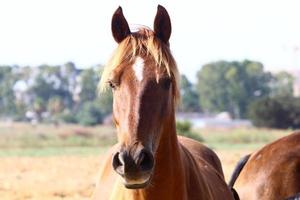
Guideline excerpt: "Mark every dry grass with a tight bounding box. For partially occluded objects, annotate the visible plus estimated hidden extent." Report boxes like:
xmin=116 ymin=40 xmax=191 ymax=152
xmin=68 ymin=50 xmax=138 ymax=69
xmin=0 ymin=122 xmax=116 ymax=150
xmin=0 ymin=149 xmax=254 ymax=200
xmin=0 ymin=156 xmax=102 ymax=200
xmin=0 ymin=122 xmax=297 ymax=199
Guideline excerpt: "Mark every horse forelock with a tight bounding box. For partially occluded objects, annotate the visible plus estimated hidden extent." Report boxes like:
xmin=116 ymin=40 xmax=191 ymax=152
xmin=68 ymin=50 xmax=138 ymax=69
xmin=99 ymin=27 xmax=180 ymax=104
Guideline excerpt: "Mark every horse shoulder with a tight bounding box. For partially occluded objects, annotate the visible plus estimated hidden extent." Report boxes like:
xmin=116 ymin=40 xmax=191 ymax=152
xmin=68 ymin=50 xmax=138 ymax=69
xmin=178 ymin=136 xmax=234 ymax=200
xmin=178 ymin=135 xmax=224 ymax=177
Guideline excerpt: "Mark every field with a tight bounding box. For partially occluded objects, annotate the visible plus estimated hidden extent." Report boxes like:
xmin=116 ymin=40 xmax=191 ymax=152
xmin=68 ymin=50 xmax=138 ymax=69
xmin=0 ymin=122 xmax=293 ymax=200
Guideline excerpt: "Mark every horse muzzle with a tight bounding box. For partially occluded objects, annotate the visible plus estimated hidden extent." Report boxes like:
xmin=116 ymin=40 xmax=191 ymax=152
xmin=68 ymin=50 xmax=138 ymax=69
xmin=112 ymin=148 xmax=154 ymax=189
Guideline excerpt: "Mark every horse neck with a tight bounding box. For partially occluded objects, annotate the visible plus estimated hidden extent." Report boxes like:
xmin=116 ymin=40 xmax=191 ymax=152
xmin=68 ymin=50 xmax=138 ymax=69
xmin=142 ymin=108 xmax=186 ymax=198
xmin=155 ymin=110 xmax=181 ymax=164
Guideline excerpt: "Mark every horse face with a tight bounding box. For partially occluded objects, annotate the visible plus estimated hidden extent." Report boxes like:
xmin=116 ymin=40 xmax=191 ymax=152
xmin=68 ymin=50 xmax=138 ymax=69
xmin=108 ymin=5 xmax=173 ymax=189
xmin=110 ymin=55 xmax=173 ymax=189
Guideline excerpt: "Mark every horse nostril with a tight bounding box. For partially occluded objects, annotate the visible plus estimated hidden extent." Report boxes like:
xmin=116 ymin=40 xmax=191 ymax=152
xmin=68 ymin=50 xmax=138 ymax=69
xmin=112 ymin=152 xmax=125 ymax=175
xmin=113 ymin=149 xmax=153 ymax=176
xmin=137 ymin=150 xmax=154 ymax=172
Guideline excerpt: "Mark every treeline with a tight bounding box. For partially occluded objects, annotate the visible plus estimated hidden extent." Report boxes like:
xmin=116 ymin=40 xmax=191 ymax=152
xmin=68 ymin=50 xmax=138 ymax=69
xmin=179 ymin=60 xmax=299 ymax=129
xmin=0 ymin=62 xmax=112 ymax=126
xmin=0 ymin=60 xmax=299 ymax=128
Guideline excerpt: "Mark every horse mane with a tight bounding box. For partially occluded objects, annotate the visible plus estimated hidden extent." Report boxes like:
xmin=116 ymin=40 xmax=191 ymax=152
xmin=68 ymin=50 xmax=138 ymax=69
xmin=99 ymin=27 xmax=180 ymax=103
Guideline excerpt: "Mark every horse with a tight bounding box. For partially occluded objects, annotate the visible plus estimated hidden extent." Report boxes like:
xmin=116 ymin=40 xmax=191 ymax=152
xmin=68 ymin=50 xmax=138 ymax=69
xmin=229 ymin=131 xmax=300 ymax=200
xmin=92 ymin=5 xmax=235 ymax=200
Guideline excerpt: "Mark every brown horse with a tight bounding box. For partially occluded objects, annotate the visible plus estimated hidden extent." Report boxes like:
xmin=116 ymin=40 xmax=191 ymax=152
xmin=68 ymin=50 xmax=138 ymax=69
xmin=229 ymin=131 xmax=300 ymax=200
xmin=92 ymin=5 xmax=235 ymax=200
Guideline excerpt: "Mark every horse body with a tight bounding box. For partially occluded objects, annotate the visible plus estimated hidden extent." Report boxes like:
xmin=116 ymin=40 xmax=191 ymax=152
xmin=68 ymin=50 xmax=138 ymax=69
xmin=93 ymin=5 xmax=234 ymax=200
xmin=233 ymin=132 xmax=300 ymax=200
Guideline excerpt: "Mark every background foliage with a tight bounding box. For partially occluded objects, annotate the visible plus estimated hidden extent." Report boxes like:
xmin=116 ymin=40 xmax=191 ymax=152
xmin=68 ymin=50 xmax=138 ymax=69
xmin=0 ymin=59 xmax=298 ymax=128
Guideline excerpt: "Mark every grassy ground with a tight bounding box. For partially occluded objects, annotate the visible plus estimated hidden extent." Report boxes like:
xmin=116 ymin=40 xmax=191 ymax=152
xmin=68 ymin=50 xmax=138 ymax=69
xmin=0 ymin=122 xmax=116 ymax=148
xmin=0 ymin=122 xmax=115 ymax=157
xmin=0 ymin=146 xmax=105 ymax=157
xmin=0 ymin=122 xmax=292 ymax=156
xmin=200 ymin=127 xmax=291 ymax=150
xmin=0 ymin=122 xmax=297 ymax=200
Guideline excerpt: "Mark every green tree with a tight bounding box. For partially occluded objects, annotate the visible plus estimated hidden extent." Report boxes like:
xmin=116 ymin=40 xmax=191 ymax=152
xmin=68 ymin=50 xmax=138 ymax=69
xmin=79 ymin=69 xmax=98 ymax=103
xmin=62 ymin=62 xmax=76 ymax=74
xmin=33 ymin=97 xmax=46 ymax=121
xmin=196 ymin=61 xmax=229 ymax=114
xmin=196 ymin=60 xmax=272 ymax=118
xmin=249 ymin=96 xmax=300 ymax=129
xmin=176 ymin=120 xmax=203 ymax=141
xmin=270 ymin=71 xmax=294 ymax=97
xmin=179 ymin=75 xmax=200 ymax=112
xmin=48 ymin=96 xmax=64 ymax=115
xmin=31 ymin=65 xmax=72 ymax=103
xmin=97 ymin=90 xmax=113 ymax=116
xmin=31 ymin=75 xmax=55 ymax=102
xmin=0 ymin=66 xmax=16 ymax=116
xmin=76 ymin=101 xmax=103 ymax=126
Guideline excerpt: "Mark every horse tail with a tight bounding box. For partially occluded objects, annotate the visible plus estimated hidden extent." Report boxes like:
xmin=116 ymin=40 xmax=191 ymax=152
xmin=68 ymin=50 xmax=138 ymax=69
xmin=286 ymin=193 xmax=300 ymax=200
xmin=228 ymin=154 xmax=251 ymax=187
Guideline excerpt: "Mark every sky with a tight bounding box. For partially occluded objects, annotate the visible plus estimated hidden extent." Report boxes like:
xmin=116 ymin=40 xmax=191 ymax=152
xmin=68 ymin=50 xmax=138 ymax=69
xmin=0 ymin=0 xmax=300 ymax=81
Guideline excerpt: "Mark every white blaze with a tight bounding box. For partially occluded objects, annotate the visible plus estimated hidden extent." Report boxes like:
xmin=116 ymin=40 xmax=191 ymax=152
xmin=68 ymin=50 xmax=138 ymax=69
xmin=133 ymin=57 xmax=144 ymax=82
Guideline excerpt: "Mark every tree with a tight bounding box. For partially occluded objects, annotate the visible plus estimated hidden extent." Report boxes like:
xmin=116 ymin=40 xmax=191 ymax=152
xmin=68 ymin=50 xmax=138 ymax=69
xmin=48 ymin=96 xmax=64 ymax=115
xmin=179 ymin=75 xmax=200 ymax=112
xmin=31 ymin=65 xmax=72 ymax=103
xmin=76 ymin=101 xmax=103 ymax=126
xmin=249 ymin=96 xmax=300 ymax=129
xmin=176 ymin=120 xmax=203 ymax=141
xmin=196 ymin=61 xmax=229 ymax=114
xmin=97 ymin=90 xmax=113 ymax=116
xmin=33 ymin=97 xmax=46 ymax=121
xmin=270 ymin=71 xmax=294 ymax=97
xmin=62 ymin=62 xmax=76 ymax=74
xmin=0 ymin=66 xmax=17 ymax=116
xmin=31 ymin=75 xmax=55 ymax=102
xmin=196 ymin=60 xmax=272 ymax=118
xmin=78 ymin=68 xmax=98 ymax=103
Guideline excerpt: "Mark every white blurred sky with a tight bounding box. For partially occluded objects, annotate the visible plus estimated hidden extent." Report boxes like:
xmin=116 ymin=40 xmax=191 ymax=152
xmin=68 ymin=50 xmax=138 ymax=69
xmin=0 ymin=0 xmax=300 ymax=81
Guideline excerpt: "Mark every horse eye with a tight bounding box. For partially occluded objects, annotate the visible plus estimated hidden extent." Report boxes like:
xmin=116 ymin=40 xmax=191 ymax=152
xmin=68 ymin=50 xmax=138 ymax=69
xmin=162 ymin=78 xmax=172 ymax=90
xmin=108 ymin=80 xmax=116 ymax=89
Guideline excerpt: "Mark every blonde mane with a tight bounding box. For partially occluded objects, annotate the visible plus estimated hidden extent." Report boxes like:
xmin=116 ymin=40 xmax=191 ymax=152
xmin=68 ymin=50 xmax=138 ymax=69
xmin=99 ymin=28 xmax=180 ymax=103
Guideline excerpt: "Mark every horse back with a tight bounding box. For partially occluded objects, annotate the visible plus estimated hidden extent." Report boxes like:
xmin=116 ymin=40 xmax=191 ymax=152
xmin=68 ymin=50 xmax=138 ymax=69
xmin=228 ymin=154 xmax=251 ymax=187
xmin=234 ymin=131 xmax=300 ymax=200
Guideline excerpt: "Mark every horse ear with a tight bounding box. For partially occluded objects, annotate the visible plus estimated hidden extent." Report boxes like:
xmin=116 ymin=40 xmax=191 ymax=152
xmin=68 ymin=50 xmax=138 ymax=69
xmin=111 ymin=6 xmax=131 ymax=43
xmin=153 ymin=5 xmax=171 ymax=44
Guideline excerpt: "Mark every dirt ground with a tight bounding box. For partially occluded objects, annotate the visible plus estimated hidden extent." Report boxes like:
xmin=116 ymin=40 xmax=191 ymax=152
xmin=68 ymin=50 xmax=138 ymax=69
xmin=0 ymin=150 xmax=251 ymax=200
